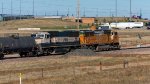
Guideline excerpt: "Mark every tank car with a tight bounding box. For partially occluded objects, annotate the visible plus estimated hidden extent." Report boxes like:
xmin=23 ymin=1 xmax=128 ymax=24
xmin=0 ymin=33 xmax=36 ymax=59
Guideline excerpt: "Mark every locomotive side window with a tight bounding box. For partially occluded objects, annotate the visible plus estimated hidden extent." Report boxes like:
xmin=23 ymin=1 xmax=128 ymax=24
xmin=80 ymin=31 xmax=94 ymax=36
xmin=79 ymin=31 xmax=85 ymax=36
xmin=85 ymin=32 xmax=94 ymax=37
xmin=45 ymin=34 xmax=50 ymax=38
xmin=31 ymin=34 xmax=36 ymax=38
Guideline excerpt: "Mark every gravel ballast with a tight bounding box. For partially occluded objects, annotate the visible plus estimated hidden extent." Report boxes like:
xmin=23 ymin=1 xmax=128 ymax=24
xmin=65 ymin=49 xmax=97 ymax=56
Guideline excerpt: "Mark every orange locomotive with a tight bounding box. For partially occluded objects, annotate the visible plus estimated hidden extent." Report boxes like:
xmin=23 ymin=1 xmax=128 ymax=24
xmin=79 ymin=29 xmax=120 ymax=51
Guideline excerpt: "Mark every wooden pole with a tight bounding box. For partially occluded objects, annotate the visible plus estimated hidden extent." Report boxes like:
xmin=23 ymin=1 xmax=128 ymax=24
xmin=19 ymin=73 xmax=22 ymax=84
xmin=42 ymin=68 xmax=44 ymax=78
xmin=100 ymin=61 xmax=102 ymax=71
xmin=77 ymin=0 xmax=80 ymax=30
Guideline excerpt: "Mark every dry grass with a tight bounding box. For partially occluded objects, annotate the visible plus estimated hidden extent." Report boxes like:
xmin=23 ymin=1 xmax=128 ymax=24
xmin=14 ymin=65 xmax=149 ymax=84
xmin=72 ymin=66 xmax=150 ymax=84
xmin=4 ymin=66 xmax=150 ymax=84
xmin=113 ymin=28 xmax=150 ymax=47
xmin=0 ymin=54 xmax=148 ymax=70
xmin=0 ymin=54 xmax=150 ymax=84
xmin=0 ymin=19 xmax=150 ymax=84
xmin=0 ymin=19 xmax=79 ymax=36
xmin=0 ymin=19 xmax=78 ymax=30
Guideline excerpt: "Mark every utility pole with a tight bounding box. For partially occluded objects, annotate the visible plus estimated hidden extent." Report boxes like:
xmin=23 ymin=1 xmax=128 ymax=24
xmin=83 ymin=8 xmax=85 ymax=17
xmin=115 ymin=0 xmax=118 ymax=28
xmin=67 ymin=8 xmax=69 ymax=16
xmin=57 ymin=10 xmax=58 ymax=16
xmin=1 ymin=2 xmax=4 ymax=22
xmin=140 ymin=9 xmax=142 ymax=19
xmin=77 ymin=0 xmax=80 ymax=30
xmin=115 ymin=0 xmax=118 ymax=19
xmin=19 ymin=0 xmax=22 ymax=20
xmin=109 ymin=9 xmax=112 ymax=17
xmin=33 ymin=0 xmax=34 ymax=16
xmin=45 ymin=12 xmax=46 ymax=16
xmin=11 ymin=0 xmax=13 ymax=19
xmin=1 ymin=2 xmax=3 ymax=15
xmin=130 ymin=0 xmax=132 ymax=21
xmin=96 ymin=8 xmax=98 ymax=18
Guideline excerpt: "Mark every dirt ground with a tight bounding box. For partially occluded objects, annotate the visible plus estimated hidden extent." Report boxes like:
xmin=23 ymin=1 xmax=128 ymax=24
xmin=0 ymin=48 xmax=150 ymax=84
xmin=0 ymin=20 xmax=150 ymax=83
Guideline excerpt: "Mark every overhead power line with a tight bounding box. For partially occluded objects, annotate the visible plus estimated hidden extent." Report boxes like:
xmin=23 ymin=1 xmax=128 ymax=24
xmin=77 ymin=0 xmax=80 ymax=30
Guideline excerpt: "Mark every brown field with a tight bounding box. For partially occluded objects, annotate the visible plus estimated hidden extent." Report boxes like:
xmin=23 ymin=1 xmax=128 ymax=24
xmin=0 ymin=19 xmax=78 ymax=30
xmin=0 ymin=54 xmax=150 ymax=84
xmin=0 ymin=19 xmax=150 ymax=84
xmin=116 ymin=29 xmax=150 ymax=47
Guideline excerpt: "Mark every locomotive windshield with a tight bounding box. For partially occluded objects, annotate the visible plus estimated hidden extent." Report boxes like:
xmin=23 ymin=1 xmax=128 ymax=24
xmin=80 ymin=30 xmax=94 ymax=36
xmin=31 ymin=34 xmax=36 ymax=38
xmin=37 ymin=34 xmax=45 ymax=38
xmin=31 ymin=32 xmax=50 ymax=39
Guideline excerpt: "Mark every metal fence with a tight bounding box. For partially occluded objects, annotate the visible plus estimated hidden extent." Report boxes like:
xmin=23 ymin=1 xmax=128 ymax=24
xmin=0 ymin=60 xmax=150 ymax=84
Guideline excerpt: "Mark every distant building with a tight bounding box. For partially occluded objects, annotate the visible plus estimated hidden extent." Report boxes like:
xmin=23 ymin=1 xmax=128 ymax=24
xmin=132 ymin=15 xmax=142 ymax=19
xmin=81 ymin=17 xmax=95 ymax=24
xmin=35 ymin=16 xmax=63 ymax=19
xmin=62 ymin=17 xmax=95 ymax=24
xmin=62 ymin=16 xmax=76 ymax=22
xmin=0 ymin=14 xmax=34 ymax=21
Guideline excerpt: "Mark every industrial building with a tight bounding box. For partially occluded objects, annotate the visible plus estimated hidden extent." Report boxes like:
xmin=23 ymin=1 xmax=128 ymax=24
xmin=35 ymin=16 xmax=63 ymax=19
xmin=62 ymin=16 xmax=95 ymax=24
xmin=81 ymin=17 xmax=95 ymax=24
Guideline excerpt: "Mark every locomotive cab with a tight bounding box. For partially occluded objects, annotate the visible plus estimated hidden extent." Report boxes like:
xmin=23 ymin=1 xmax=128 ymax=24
xmin=31 ymin=32 xmax=51 ymax=56
xmin=79 ymin=30 xmax=95 ymax=45
xmin=31 ymin=32 xmax=50 ymax=45
xmin=111 ymin=31 xmax=119 ymax=43
xmin=111 ymin=31 xmax=120 ymax=49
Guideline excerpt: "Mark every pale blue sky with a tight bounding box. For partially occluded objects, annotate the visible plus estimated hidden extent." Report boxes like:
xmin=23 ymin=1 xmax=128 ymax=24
xmin=0 ymin=0 xmax=150 ymax=18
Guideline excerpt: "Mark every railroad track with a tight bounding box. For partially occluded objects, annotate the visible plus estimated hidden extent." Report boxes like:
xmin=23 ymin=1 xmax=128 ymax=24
xmin=1 ymin=46 xmax=150 ymax=60
xmin=96 ymin=46 xmax=150 ymax=55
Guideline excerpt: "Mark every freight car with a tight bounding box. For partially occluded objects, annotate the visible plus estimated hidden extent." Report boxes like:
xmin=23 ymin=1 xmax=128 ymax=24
xmin=0 ymin=33 xmax=36 ymax=59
